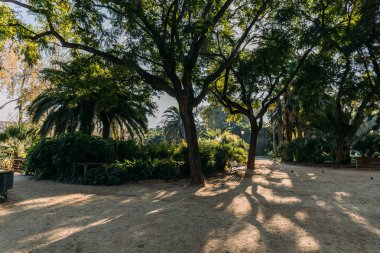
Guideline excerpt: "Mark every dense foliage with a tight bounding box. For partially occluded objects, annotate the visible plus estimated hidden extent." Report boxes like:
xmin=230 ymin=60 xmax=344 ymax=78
xmin=25 ymin=132 xmax=247 ymax=185
xmin=29 ymin=56 xmax=155 ymax=139
xmin=0 ymin=0 xmax=379 ymax=181
xmin=26 ymin=133 xmax=121 ymax=179
xmin=352 ymin=132 xmax=380 ymax=158
xmin=276 ymin=137 xmax=335 ymax=164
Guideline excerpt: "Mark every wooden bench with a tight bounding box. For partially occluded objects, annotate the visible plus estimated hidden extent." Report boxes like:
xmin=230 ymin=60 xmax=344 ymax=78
xmin=0 ymin=170 xmax=14 ymax=202
xmin=12 ymin=158 xmax=26 ymax=172
xmin=72 ymin=163 xmax=108 ymax=176
xmin=356 ymin=157 xmax=380 ymax=169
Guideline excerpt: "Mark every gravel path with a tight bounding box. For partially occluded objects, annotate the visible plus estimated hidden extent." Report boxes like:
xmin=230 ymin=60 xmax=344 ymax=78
xmin=1 ymin=159 xmax=379 ymax=253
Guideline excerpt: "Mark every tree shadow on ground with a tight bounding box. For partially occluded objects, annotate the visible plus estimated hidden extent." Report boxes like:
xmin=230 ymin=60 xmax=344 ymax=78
xmin=0 ymin=160 xmax=379 ymax=253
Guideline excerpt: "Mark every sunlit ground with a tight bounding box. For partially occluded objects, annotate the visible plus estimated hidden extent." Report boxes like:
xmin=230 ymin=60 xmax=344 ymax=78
xmin=1 ymin=159 xmax=379 ymax=253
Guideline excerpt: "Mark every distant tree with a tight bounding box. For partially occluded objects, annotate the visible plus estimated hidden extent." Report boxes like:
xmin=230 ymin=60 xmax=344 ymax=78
xmin=200 ymin=106 xmax=229 ymax=132
xmin=143 ymin=127 xmax=165 ymax=145
xmin=162 ymin=106 xmax=185 ymax=143
xmin=0 ymin=123 xmax=36 ymax=159
xmin=0 ymin=42 xmax=46 ymax=122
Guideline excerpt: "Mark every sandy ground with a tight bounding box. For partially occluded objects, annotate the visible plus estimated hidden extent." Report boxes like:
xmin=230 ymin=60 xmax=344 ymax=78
xmin=0 ymin=159 xmax=379 ymax=253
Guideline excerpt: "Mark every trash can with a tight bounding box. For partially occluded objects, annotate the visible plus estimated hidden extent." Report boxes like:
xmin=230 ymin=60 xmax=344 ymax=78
xmin=0 ymin=171 xmax=7 ymax=202
xmin=5 ymin=171 xmax=14 ymax=189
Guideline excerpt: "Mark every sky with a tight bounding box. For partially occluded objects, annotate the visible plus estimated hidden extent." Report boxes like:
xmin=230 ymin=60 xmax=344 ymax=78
xmin=0 ymin=90 xmax=177 ymax=127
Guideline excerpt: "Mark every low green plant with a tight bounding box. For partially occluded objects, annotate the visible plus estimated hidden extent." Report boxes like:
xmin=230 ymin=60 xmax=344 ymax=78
xmin=352 ymin=133 xmax=380 ymax=157
xmin=276 ymin=137 xmax=333 ymax=163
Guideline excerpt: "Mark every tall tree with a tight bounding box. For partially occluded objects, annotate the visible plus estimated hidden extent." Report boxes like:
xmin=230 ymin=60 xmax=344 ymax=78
xmin=211 ymin=2 xmax=314 ymax=169
xmin=0 ymin=42 xmax=46 ymax=123
xmin=299 ymin=0 xmax=380 ymax=166
xmin=0 ymin=0 xmax=270 ymax=185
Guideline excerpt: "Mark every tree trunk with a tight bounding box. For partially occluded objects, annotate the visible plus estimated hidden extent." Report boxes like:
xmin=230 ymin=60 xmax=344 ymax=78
xmin=335 ymin=133 xmax=346 ymax=168
xmin=272 ymin=120 xmax=276 ymax=151
xmin=247 ymin=124 xmax=259 ymax=170
xmin=178 ymin=101 xmax=205 ymax=186
xmin=277 ymin=119 xmax=283 ymax=144
xmin=285 ymin=110 xmax=292 ymax=141
xmin=102 ymin=119 xmax=111 ymax=139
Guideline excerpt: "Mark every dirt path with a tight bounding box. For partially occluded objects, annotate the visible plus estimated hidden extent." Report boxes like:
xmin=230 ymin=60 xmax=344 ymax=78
xmin=1 ymin=159 xmax=379 ymax=253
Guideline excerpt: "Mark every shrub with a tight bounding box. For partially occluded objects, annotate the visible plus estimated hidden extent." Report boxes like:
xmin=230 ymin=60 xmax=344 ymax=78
xmin=151 ymin=159 xmax=183 ymax=180
xmin=143 ymin=142 xmax=172 ymax=159
xmin=25 ymin=133 xmax=247 ymax=185
xmin=276 ymin=137 xmax=332 ymax=163
xmin=25 ymin=133 xmax=139 ymax=179
xmin=82 ymin=166 xmax=126 ymax=186
xmin=116 ymin=140 xmax=142 ymax=161
xmin=81 ymin=159 xmax=184 ymax=185
xmin=352 ymin=133 xmax=380 ymax=157
xmin=276 ymin=142 xmax=291 ymax=162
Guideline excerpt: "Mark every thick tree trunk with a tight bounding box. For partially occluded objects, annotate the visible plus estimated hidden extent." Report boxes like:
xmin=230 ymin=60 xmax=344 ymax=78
xmin=178 ymin=101 xmax=205 ymax=186
xmin=247 ymin=124 xmax=259 ymax=170
xmin=335 ymin=135 xmax=345 ymax=168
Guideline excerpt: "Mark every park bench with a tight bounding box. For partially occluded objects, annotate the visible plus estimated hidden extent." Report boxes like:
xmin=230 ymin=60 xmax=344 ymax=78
xmin=0 ymin=170 xmax=14 ymax=202
xmin=356 ymin=157 xmax=380 ymax=169
xmin=12 ymin=158 xmax=26 ymax=172
xmin=72 ymin=162 xmax=108 ymax=176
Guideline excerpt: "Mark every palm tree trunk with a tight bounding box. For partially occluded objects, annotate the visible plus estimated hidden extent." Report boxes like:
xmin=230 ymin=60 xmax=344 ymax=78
xmin=102 ymin=119 xmax=111 ymax=139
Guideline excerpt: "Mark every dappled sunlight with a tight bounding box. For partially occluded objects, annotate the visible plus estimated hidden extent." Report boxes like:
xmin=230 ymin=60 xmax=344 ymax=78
xmin=253 ymin=176 xmax=293 ymax=188
xmin=146 ymin=208 xmax=164 ymax=215
xmin=0 ymin=194 xmax=94 ymax=217
xmin=17 ymin=215 xmax=123 ymax=251
xmin=332 ymin=192 xmax=380 ymax=237
xmin=203 ymin=223 xmax=263 ymax=253
xmin=225 ymin=193 xmax=253 ymax=219
xmin=257 ymin=185 xmax=302 ymax=204
xmin=307 ymin=173 xmax=317 ymax=180
xmin=295 ymin=211 xmax=309 ymax=222
xmin=262 ymin=214 xmax=320 ymax=252
xmin=333 ymin=191 xmax=351 ymax=201
xmin=344 ymin=211 xmax=380 ymax=237
xmin=195 ymin=184 xmax=237 ymax=197
xmin=1 ymin=161 xmax=379 ymax=253
xmin=152 ymin=190 xmax=177 ymax=202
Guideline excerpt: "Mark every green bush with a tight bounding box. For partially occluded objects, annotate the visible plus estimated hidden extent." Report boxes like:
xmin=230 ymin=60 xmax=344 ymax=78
xmin=25 ymin=133 xmax=247 ymax=185
xmin=82 ymin=166 xmax=126 ymax=186
xmin=116 ymin=140 xmax=142 ymax=161
xmin=151 ymin=159 xmax=183 ymax=180
xmin=81 ymin=159 xmax=184 ymax=185
xmin=353 ymin=133 xmax=380 ymax=157
xmin=143 ymin=142 xmax=172 ymax=159
xmin=277 ymin=142 xmax=291 ymax=162
xmin=276 ymin=137 xmax=332 ymax=163
xmin=26 ymin=133 xmax=140 ymax=179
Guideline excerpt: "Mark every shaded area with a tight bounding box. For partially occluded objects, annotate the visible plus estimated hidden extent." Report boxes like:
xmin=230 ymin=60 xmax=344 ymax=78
xmin=1 ymin=160 xmax=379 ymax=253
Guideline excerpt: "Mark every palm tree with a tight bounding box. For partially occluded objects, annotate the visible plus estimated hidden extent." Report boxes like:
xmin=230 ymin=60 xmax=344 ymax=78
xmin=29 ymin=56 xmax=155 ymax=139
xmin=29 ymin=89 xmax=94 ymax=136
xmin=0 ymin=123 xmax=36 ymax=159
xmin=162 ymin=106 xmax=185 ymax=143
